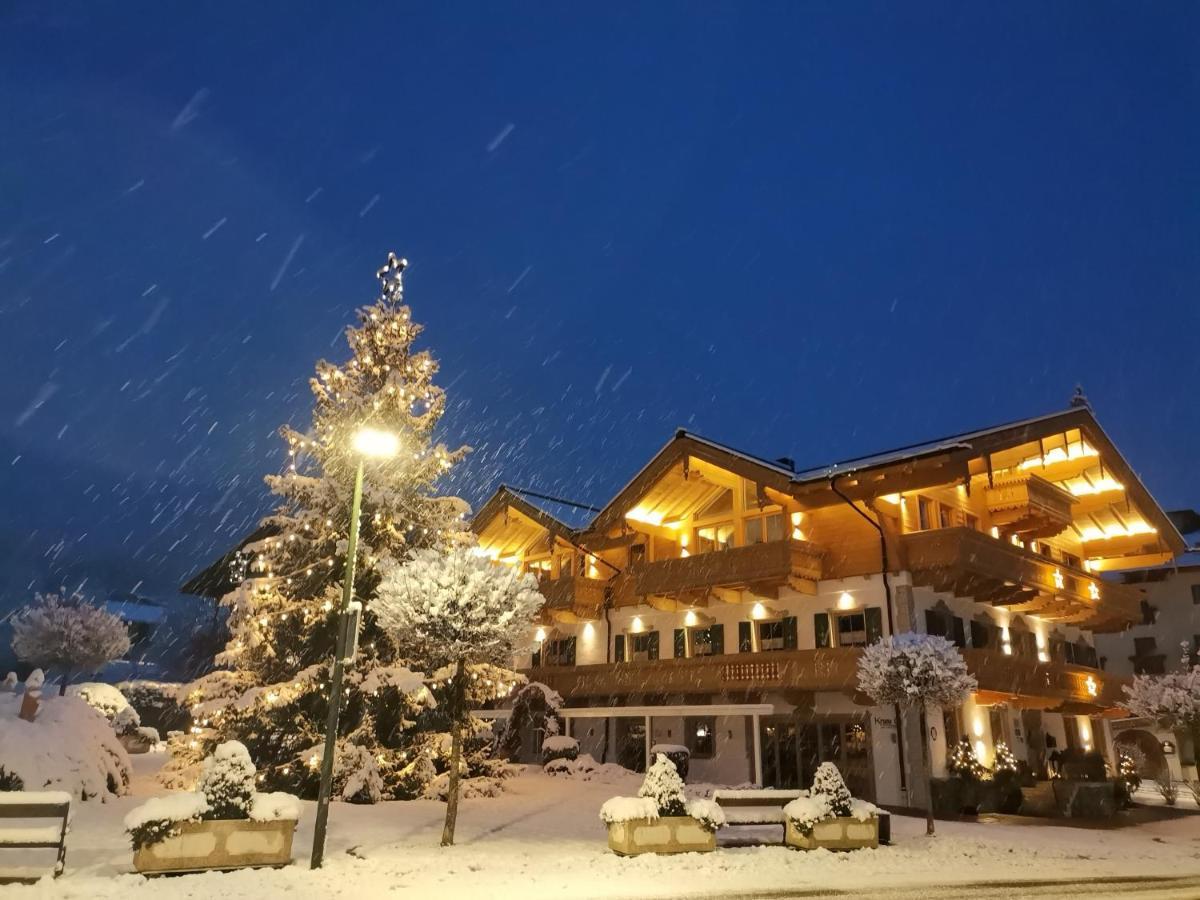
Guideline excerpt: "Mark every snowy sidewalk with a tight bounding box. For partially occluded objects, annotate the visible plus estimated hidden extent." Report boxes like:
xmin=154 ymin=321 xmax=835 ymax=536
xmin=8 ymin=765 xmax=1200 ymax=899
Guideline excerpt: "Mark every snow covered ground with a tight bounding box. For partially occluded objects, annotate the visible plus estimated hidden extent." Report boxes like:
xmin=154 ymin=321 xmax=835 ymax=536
xmin=6 ymin=755 xmax=1200 ymax=899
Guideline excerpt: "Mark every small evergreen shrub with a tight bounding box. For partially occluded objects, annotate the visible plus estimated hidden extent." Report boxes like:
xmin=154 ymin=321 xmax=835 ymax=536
xmin=196 ymin=741 xmax=256 ymax=819
xmin=811 ymin=762 xmax=852 ymax=817
xmin=637 ymin=753 xmax=687 ymax=817
xmin=540 ymin=735 xmax=579 ymax=765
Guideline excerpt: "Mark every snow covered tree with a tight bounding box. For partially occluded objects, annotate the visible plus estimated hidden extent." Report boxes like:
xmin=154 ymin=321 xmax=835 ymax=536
xmin=638 ymin=753 xmax=688 ymax=817
xmin=857 ymin=632 xmax=977 ymax=835
xmin=811 ymin=761 xmax=852 ymax=816
xmin=374 ymin=546 xmax=543 ymax=845
xmin=10 ymin=593 xmax=131 ymax=695
xmin=198 ymin=741 xmax=257 ymax=819
xmin=171 ymin=254 xmax=471 ymax=801
xmin=1122 ymin=642 xmax=1200 ymax=772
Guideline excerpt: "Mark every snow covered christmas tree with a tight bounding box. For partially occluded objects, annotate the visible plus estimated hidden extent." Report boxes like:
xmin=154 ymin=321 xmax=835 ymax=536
xmin=811 ymin=761 xmax=852 ymax=816
xmin=637 ymin=753 xmax=688 ymax=817
xmin=169 ymin=254 xmax=476 ymax=801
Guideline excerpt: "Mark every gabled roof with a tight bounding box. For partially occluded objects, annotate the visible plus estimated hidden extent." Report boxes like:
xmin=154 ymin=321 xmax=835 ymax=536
xmin=180 ymin=523 xmax=280 ymax=598
xmin=582 ymin=406 xmax=1188 ymax=555
xmin=471 ymin=486 xmax=588 ymax=543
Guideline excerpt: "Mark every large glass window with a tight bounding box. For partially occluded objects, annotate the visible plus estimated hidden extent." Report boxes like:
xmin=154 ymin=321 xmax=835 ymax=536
xmin=630 ymin=632 xmax=658 ymax=662
xmin=758 ymin=620 xmax=785 ymax=651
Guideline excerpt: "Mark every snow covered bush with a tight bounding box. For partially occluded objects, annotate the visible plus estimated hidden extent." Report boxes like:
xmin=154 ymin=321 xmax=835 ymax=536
xmin=685 ymin=797 xmax=726 ymax=831
xmin=600 ymin=796 xmax=659 ymax=825
xmin=125 ymin=740 xmax=299 ymax=851
xmin=374 ymin=545 xmax=544 ymax=845
xmin=118 ymin=680 xmax=191 ymax=734
xmin=857 ymin=632 xmax=976 ymax=835
xmin=1122 ymin=643 xmax=1200 ymax=760
xmin=650 ymin=743 xmax=690 ymax=780
xmin=812 ymin=762 xmax=852 ymax=817
xmin=10 ymin=593 xmax=131 ymax=696
xmin=541 ymin=735 xmax=579 ymax=765
xmin=197 ymin=741 xmax=257 ymax=818
xmin=69 ymin=682 xmax=141 ymax=735
xmin=0 ymin=692 xmax=131 ymax=800
xmin=637 ymin=753 xmax=688 ymax=817
xmin=498 ymin=682 xmax=562 ymax=761
xmin=783 ymin=793 xmax=832 ymax=836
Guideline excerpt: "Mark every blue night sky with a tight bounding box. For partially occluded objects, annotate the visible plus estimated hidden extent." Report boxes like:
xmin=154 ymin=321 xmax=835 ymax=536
xmin=0 ymin=2 xmax=1197 ymax=606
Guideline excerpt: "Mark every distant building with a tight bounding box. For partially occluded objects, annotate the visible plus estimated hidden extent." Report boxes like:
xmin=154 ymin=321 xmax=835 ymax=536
xmin=101 ymin=591 xmax=168 ymax=680
xmin=1095 ymin=509 xmax=1200 ymax=781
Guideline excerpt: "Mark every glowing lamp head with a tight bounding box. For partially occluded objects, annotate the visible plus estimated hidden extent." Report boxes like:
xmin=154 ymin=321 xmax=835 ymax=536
xmin=352 ymin=427 xmax=400 ymax=459
xmin=684 ymin=610 xmax=697 ymax=627
xmin=534 ymin=627 xmax=546 ymax=643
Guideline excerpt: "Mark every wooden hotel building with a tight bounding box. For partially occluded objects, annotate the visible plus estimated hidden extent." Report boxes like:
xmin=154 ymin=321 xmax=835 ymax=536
xmin=474 ymin=406 xmax=1186 ymax=805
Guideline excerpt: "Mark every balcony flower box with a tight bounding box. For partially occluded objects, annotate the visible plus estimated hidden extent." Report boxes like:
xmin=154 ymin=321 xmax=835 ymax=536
xmin=784 ymin=795 xmax=880 ymax=851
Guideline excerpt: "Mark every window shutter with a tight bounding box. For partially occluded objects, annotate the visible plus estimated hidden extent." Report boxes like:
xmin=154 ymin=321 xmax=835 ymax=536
xmin=783 ymin=616 xmax=798 ymax=650
xmin=738 ymin=621 xmax=753 ymax=653
xmin=814 ymin=613 xmax=831 ymax=649
xmin=674 ymin=628 xmax=686 ymax=659
xmin=924 ymin=609 xmax=942 ymax=637
xmin=952 ymin=616 xmax=966 ymax=648
xmin=532 ymin=647 xmax=542 ymax=668
xmin=564 ymin=636 xmax=577 ymax=666
xmin=614 ymin=634 xmax=625 ymax=663
xmin=865 ymin=607 xmax=883 ymax=644
xmin=647 ymin=631 xmax=660 ymax=661
xmin=710 ymin=624 xmax=725 ymax=655
xmin=970 ymin=620 xmax=988 ymax=649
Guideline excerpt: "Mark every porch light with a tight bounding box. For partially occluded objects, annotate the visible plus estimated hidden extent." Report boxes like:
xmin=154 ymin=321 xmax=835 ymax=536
xmin=790 ymin=512 xmax=804 ymax=540
xmin=837 ymin=592 xmax=855 ymax=610
xmin=582 ymin=622 xmax=595 ymax=639
xmin=751 ymin=602 xmax=767 ymax=620
xmin=684 ymin=610 xmax=697 ymax=627
xmin=534 ymin=627 xmax=546 ymax=643
xmin=631 ymin=616 xmax=644 ymax=633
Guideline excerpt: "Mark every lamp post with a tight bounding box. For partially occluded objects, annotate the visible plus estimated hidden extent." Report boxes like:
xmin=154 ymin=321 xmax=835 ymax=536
xmin=311 ymin=427 xmax=400 ymax=869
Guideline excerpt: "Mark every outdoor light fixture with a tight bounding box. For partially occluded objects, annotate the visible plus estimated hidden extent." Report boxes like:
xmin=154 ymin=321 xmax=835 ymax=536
xmin=1084 ymin=675 xmax=1098 ymax=697
xmin=352 ymin=427 xmax=400 ymax=458
xmin=837 ymin=592 xmax=855 ymax=610
xmin=535 ymin=627 xmax=547 ymax=643
xmin=685 ymin=610 xmax=697 ymax=627
xmin=631 ymin=616 xmax=644 ymax=633
xmin=582 ymin=622 xmax=595 ymax=639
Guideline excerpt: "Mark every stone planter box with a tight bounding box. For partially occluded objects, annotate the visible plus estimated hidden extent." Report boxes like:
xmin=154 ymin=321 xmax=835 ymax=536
xmin=606 ymin=816 xmax=716 ymax=856
xmin=133 ymin=818 xmax=296 ymax=874
xmin=1051 ymin=780 xmax=1119 ymax=818
xmin=786 ymin=815 xmax=879 ymax=851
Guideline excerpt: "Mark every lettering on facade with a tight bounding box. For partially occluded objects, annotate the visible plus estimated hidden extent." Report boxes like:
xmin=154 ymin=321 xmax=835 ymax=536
xmin=873 ymin=716 xmax=894 ymax=729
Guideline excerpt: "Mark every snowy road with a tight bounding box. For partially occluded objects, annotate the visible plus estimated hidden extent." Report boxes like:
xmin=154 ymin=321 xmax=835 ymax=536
xmin=683 ymin=875 xmax=1200 ymax=900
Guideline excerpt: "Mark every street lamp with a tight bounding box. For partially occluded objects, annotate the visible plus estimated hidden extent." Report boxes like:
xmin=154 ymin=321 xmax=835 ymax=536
xmin=311 ymin=426 xmax=399 ymax=869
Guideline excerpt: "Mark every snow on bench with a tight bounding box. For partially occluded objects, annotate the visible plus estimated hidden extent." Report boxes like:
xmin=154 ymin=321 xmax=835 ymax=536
xmin=0 ymin=791 xmax=72 ymax=884
xmin=712 ymin=789 xmax=804 ymax=827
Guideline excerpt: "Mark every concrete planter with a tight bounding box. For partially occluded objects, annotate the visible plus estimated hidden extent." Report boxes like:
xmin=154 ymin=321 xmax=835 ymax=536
xmin=133 ymin=818 xmax=296 ymax=874
xmin=786 ymin=815 xmax=879 ymax=851
xmin=606 ymin=816 xmax=716 ymax=856
xmin=1051 ymin=780 xmax=1119 ymax=818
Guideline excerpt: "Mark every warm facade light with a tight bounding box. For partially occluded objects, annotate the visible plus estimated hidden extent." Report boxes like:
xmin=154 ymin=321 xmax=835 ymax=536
xmin=837 ymin=592 xmax=855 ymax=610
xmin=751 ymin=602 xmax=766 ymax=620
xmin=1053 ymin=569 xmax=1065 ymax=590
xmin=879 ymin=493 xmax=901 ymax=505
xmin=631 ymin=616 xmax=644 ymax=633
xmin=534 ymin=627 xmax=546 ymax=643
xmin=352 ymin=427 xmax=400 ymax=458
xmin=1088 ymin=582 xmax=1100 ymax=601
xmin=684 ymin=610 xmax=697 ymax=627
xmin=1084 ymin=675 xmax=1098 ymax=697
xmin=625 ymin=506 xmax=665 ymax=526
xmin=582 ymin=622 xmax=595 ymax=639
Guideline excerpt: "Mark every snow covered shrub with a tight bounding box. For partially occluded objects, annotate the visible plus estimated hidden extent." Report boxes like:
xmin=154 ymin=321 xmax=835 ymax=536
xmin=637 ymin=753 xmax=688 ymax=817
xmin=498 ymin=682 xmax=562 ymax=761
xmin=1 ymin=672 xmax=16 ymax=692
xmin=685 ymin=797 xmax=726 ymax=832
xmin=650 ymin=743 xmax=690 ymax=781
xmin=0 ymin=766 xmax=24 ymax=791
xmin=119 ymin=680 xmax=191 ymax=734
xmin=784 ymin=793 xmax=833 ymax=836
xmin=125 ymin=793 xmax=210 ymax=851
xmin=0 ymin=692 xmax=131 ymax=800
xmin=541 ymin=735 xmax=579 ymax=765
xmin=10 ymin=593 xmax=131 ymax=696
xmin=811 ymin=762 xmax=852 ymax=817
xmin=1155 ymin=771 xmax=1178 ymax=805
xmin=70 ymin=682 xmax=134 ymax=723
xmin=197 ymin=741 xmax=257 ymax=819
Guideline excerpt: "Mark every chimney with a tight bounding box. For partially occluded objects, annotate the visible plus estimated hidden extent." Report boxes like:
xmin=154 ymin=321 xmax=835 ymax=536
xmin=775 ymin=456 xmax=795 ymax=472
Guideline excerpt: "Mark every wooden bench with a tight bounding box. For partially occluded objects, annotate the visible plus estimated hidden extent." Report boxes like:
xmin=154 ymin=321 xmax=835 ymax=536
xmin=712 ymin=788 xmax=891 ymax=845
xmin=0 ymin=791 xmax=72 ymax=884
xmin=712 ymin=788 xmax=804 ymax=833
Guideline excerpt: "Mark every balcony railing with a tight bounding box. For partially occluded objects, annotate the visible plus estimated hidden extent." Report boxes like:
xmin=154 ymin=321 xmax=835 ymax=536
xmin=902 ymin=527 xmax=1142 ymax=631
xmin=985 ymin=473 xmax=1076 ymax=538
xmin=611 ymin=538 xmax=823 ymax=607
xmin=537 ymin=574 xmax=607 ymax=622
xmin=523 ymin=648 xmax=860 ymax=699
xmin=963 ymin=648 xmax=1127 ymax=710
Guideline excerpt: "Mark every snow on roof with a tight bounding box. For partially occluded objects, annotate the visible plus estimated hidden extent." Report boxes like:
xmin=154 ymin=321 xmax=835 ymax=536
xmin=103 ymin=594 xmax=166 ymax=624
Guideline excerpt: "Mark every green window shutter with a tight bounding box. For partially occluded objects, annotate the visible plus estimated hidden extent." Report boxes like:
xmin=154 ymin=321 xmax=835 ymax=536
xmin=564 ymin=636 xmax=577 ymax=666
xmin=647 ymin=631 xmax=660 ymax=661
xmin=814 ymin=612 xmax=831 ymax=648
xmin=710 ymin=624 xmax=725 ymax=655
xmin=783 ymin=616 xmax=798 ymax=650
xmin=532 ymin=647 xmax=542 ymax=667
xmin=738 ymin=621 xmax=753 ymax=652
xmin=924 ymin=609 xmax=942 ymax=637
xmin=614 ymin=634 xmax=625 ymax=663
xmin=970 ymin=620 xmax=988 ymax=649
xmin=865 ymin=607 xmax=884 ymax=644
xmin=673 ymin=628 xmax=686 ymax=659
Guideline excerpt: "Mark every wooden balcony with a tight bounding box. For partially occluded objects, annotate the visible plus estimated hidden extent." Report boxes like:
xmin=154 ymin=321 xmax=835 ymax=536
xmin=537 ymin=574 xmax=607 ymax=623
xmin=612 ymin=538 xmax=824 ymax=608
xmin=525 ymin=648 xmax=861 ymax=699
xmin=985 ymin=474 xmax=1075 ymax=538
xmin=902 ymin=527 xmax=1142 ymax=631
xmin=964 ymin=648 xmax=1128 ymax=712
